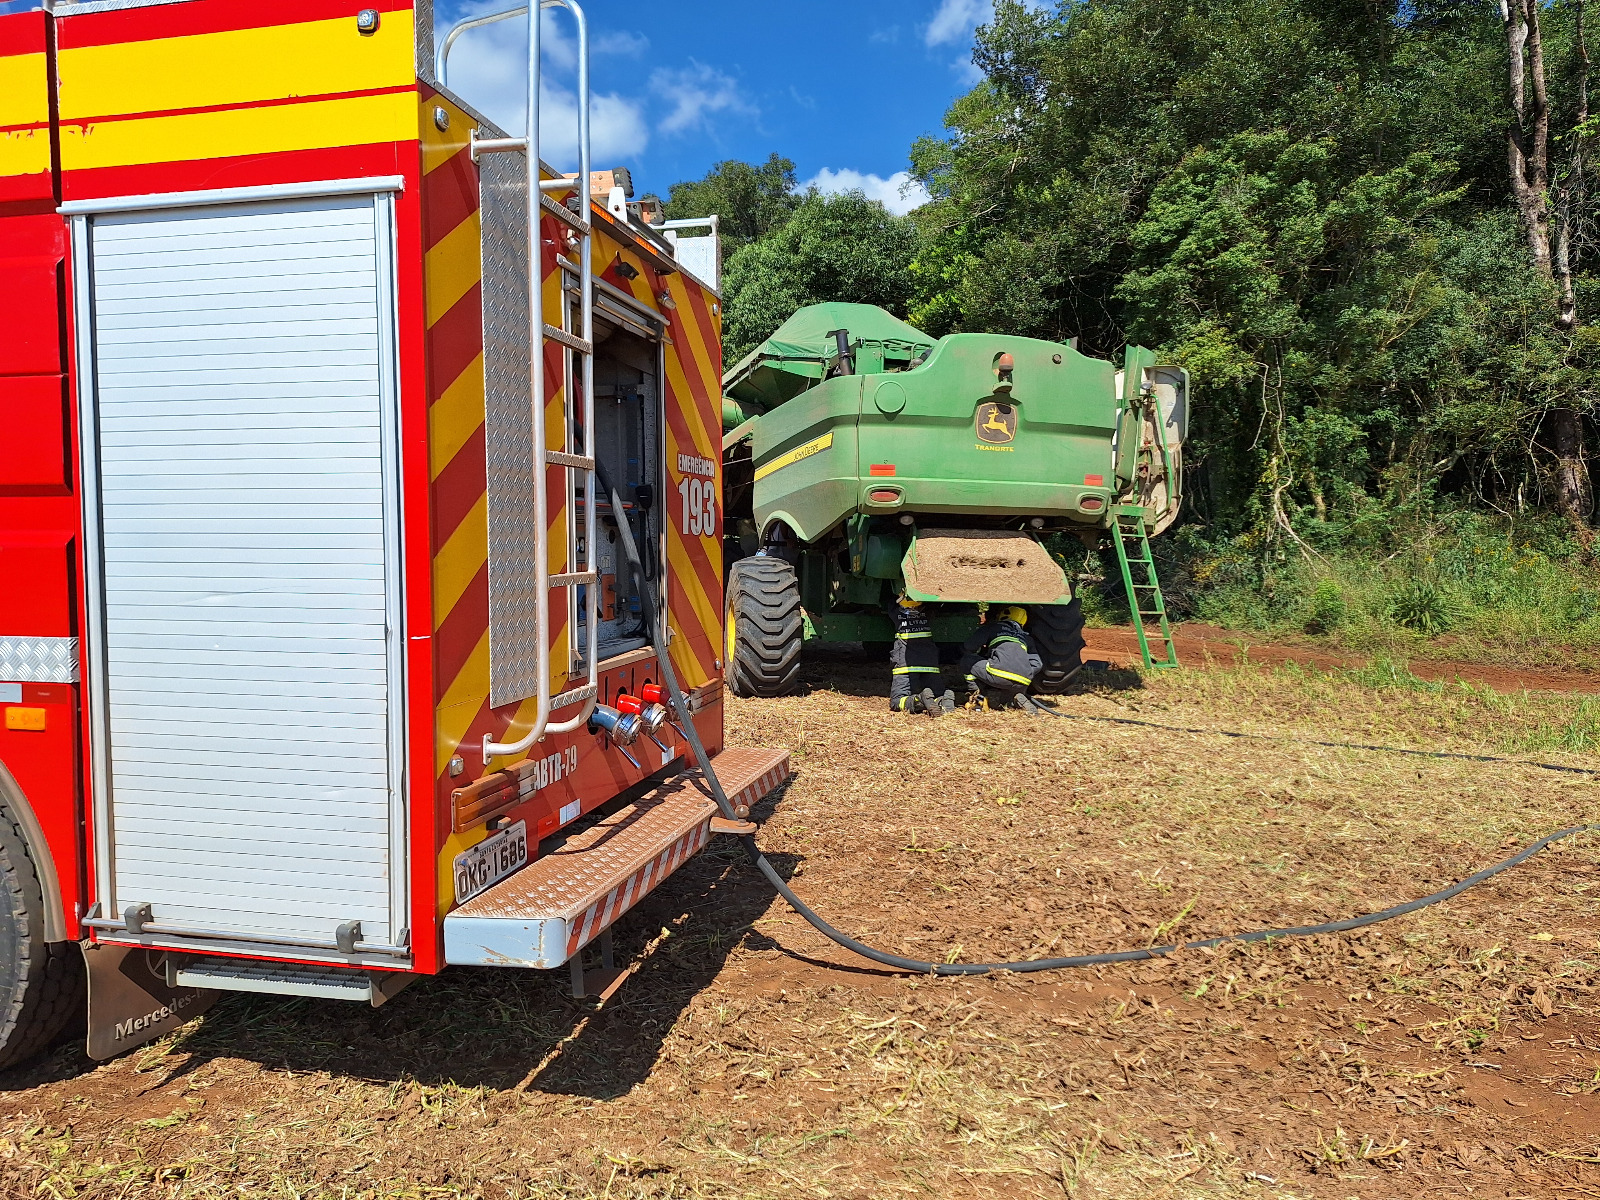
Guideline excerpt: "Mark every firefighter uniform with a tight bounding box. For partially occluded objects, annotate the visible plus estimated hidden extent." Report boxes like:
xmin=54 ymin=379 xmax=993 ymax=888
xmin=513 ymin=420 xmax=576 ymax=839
xmin=959 ymin=607 xmax=1044 ymax=710
xmin=889 ymin=596 xmax=945 ymax=714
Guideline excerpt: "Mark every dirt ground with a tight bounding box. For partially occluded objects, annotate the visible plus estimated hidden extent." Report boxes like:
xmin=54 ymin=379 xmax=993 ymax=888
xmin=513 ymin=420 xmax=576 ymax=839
xmin=4 ymin=649 xmax=1600 ymax=1198
xmin=1085 ymin=623 xmax=1600 ymax=695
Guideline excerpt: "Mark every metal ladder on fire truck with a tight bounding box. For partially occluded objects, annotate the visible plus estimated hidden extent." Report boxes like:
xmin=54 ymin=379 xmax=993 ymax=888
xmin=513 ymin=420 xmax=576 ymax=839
xmin=441 ymin=1 xmax=604 ymax=760
xmin=436 ymin=4 xmax=793 ymax=1003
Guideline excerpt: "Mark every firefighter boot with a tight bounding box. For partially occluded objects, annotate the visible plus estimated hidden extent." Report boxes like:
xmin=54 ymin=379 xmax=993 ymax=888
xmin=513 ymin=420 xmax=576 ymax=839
xmin=919 ymin=687 xmax=942 ymax=718
xmin=939 ymin=689 xmax=957 ymax=714
xmin=1010 ymin=692 xmax=1045 ymax=717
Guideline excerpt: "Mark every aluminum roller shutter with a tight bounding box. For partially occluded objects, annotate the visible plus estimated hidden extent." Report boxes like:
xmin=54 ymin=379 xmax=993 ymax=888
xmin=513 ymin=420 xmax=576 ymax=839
xmin=82 ymin=193 xmax=406 ymax=956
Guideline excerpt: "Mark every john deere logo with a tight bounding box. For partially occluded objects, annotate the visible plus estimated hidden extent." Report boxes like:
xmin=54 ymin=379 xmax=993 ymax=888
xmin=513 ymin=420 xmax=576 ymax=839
xmin=976 ymin=401 xmax=1017 ymax=444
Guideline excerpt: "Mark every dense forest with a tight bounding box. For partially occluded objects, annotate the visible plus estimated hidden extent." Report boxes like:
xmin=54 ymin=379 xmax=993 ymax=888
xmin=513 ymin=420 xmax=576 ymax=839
xmin=662 ymin=0 xmax=1600 ymax=658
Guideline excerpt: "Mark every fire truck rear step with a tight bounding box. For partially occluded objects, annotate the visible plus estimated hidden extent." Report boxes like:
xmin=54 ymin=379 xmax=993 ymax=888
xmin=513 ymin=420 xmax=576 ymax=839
xmin=169 ymin=957 xmax=413 ymax=1007
xmin=443 ymin=748 xmax=791 ymax=972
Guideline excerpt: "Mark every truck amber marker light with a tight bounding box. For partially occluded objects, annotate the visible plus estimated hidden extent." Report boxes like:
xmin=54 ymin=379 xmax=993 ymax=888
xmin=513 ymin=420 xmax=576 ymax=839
xmin=0 ymin=0 xmax=789 ymax=1068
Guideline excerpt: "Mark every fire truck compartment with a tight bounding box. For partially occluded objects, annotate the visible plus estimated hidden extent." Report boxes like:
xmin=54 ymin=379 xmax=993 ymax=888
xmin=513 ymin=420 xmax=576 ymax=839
xmin=578 ymin=325 xmax=664 ymax=664
xmin=71 ymin=183 xmax=409 ymax=962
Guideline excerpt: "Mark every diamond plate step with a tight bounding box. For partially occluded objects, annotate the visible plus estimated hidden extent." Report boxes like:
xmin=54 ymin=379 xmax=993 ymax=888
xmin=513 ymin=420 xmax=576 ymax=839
xmin=444 ymin=747 xmax=791 ymax=969
xmin=171 ymin=956 xmax=412 ymax=1006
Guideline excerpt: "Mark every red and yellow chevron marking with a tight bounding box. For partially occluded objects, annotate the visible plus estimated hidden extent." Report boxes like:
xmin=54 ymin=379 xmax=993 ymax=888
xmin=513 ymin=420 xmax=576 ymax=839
xmin=52 ymin=1 xmax=416 ymax=174
xmin=422 ymin=96 xmax=589 ymax=907
xmin=420 ymin=89 xmax=499 ymax=910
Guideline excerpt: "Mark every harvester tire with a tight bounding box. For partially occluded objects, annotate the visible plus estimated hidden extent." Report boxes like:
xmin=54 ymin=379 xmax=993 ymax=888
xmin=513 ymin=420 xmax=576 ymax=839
xmin=725 ymin=556 xmax=804 ymax=697
xmin=1027 ymin=598 xmax=1087 ymax=694
xmin=0 ymin=805 xmax=84 ymax=1071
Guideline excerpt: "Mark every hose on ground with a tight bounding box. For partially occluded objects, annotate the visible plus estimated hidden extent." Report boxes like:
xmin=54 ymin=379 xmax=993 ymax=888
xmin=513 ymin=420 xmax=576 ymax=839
xmin=744 ymin=823 xmax=1598 ymax=974
xmin=598 ymin=467 xmax=1596 ymax=975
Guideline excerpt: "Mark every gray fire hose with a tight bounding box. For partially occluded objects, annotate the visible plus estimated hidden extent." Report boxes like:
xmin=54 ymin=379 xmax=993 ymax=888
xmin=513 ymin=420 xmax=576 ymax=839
xmin=598 ymin=465 xmax=1596 ymax=975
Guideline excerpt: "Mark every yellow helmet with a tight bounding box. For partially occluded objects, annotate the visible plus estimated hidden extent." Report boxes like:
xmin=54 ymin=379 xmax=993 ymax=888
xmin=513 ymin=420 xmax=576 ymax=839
xmin=898 ymin=594 xmax=922 ymax=608
xmin=1003 ymin=606 xmax=1029 ymax=626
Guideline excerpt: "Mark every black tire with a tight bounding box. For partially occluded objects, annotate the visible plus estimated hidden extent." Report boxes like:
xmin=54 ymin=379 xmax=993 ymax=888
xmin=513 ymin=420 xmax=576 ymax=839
xmin=1027 ymin=597 xmax=1087 ymax=694
xmin=725 ymin=556 xmax=804 ymax=697
xmin=0 ymin=805 xmax=84 ymax=1071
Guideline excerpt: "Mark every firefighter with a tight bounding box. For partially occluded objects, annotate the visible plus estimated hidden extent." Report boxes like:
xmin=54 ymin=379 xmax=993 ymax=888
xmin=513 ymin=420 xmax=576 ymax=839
xmin=889 ymin=594 xmax=949 ymax=715
xmin=959 ymin=606 xmax=1044 ymax=712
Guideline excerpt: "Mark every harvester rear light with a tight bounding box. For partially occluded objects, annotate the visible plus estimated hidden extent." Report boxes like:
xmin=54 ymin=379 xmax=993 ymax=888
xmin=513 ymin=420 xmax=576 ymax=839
xmin=869 ymin=488 xmax=901 ymax=503
xmin=869 ymin=463 xmax=896 ymax=477
xmin=1079 ymin=497 xmax=1105 ymax=513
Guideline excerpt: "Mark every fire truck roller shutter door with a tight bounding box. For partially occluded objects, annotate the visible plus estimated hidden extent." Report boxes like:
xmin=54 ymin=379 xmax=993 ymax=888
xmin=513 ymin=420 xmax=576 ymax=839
xmin=74 ymin=187 xmax=408 ymax=961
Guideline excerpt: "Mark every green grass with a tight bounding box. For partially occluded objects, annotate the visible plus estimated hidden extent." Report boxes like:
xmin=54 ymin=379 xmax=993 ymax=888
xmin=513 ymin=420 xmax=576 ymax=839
xmin=1086 ymin=510 xmax=1600 ymax=670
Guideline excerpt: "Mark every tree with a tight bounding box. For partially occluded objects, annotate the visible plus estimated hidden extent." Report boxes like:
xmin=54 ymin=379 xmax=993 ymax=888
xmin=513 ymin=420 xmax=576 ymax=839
xmin=719 ymin=191 xmax=921 ymax=360
xmin=901 ymin=0 xmax=1596 ymax=538
xmin=1499 ymin=0 xmax=1594 ymax=519
xmin=661 ymin=154 xmax=802 ymax=259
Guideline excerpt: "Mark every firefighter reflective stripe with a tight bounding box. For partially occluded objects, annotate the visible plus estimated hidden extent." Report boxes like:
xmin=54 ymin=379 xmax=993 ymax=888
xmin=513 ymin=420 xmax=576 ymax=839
xmin=894 ymin=631 xmax=933 ymax=639
xmin=986 ymin=667 xmax=1033 ymax=686
xmin=989 ymin=636 xmax=1026 ymax=648
xmin=892 ymin=666 xmax=941 ymax=674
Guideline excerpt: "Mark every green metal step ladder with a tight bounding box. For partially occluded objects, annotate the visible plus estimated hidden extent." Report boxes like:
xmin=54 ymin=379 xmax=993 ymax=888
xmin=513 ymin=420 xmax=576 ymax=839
xmin=1111 ymin=505 xmax=1178 ymax=669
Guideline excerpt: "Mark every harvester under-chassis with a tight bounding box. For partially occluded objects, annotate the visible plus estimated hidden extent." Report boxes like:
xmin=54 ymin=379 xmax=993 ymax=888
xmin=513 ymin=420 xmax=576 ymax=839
xmin=720 ymin=304 xmax=1189 ymax=696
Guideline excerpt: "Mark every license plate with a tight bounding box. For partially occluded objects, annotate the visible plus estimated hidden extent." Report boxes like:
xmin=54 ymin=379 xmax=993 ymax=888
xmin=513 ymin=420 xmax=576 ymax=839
xmin=453 ymin=821 xmax=528 ymax=905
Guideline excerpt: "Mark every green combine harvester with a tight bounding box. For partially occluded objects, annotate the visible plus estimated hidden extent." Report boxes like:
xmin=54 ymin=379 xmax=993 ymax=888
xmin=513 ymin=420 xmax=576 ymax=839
xmin=719 ymin=303 xmax=1189 ymax=697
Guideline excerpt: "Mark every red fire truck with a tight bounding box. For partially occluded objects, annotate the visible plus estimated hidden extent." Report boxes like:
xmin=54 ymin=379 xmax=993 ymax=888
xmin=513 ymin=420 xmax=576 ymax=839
xmin=0 ymin=0 xmax=785 ymax=1066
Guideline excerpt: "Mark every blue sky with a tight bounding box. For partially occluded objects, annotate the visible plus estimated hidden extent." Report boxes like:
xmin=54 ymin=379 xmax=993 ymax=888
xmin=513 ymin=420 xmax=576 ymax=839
xmin=434 ymin=0 xmax=1007 ymax=214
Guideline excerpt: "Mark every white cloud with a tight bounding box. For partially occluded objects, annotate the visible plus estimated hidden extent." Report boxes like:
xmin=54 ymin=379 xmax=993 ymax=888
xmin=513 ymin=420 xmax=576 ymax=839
xmin=650 ymin=61 xmax=753 ymax=137
xmin=804 ymin=168 xmax=932 ymax=216
xmin=595 ymin=30 xmax=650 ymax=57
xmin=925 ymin=0 xmax=991 ymax=47
xmin=435 ymin=6 xmax=648 ymax=169
xmin=541 ymin=88 xmax=652 ymax=171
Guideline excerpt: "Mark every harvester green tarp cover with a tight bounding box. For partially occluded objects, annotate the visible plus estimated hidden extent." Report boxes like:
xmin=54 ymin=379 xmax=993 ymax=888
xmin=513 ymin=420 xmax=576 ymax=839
xmin=723 ymin=303 xmax=934 ymax=414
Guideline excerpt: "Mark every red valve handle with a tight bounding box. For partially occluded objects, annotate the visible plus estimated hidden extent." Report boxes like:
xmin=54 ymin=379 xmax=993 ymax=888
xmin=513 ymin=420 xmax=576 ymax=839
xmin=641 ymin=683 xmax=667 ymax=705
xmin=615 ymin=694 xmax=644 ymax=715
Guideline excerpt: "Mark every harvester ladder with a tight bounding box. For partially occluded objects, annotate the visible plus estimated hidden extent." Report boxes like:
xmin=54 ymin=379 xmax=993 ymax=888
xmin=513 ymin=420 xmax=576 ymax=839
xmin=1110 ymin=505 xmax=1178 ymax=669
xmin=456 ymin=1 xmax=603 ymax=763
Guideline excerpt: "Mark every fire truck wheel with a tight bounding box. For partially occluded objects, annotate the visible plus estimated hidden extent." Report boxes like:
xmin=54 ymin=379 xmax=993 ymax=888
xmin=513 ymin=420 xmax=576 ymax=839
xmin=725 ymin=556 xmax=804 ymax=697
xmin=0 ymin=806 xmax=84 ymax=1071
xmin=1027 ymin=597 xmax=1087 ymax=693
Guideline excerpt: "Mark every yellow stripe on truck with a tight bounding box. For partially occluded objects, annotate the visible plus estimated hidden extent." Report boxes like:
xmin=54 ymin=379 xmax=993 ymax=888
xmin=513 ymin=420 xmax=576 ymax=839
xmin=57 ymin=15 xmax=413 ymax=120
xmin=59 ymin=90 xmax=416 ymax=172
xmin=0 ymin=127 xmax=51 ymax=178
xmin=753 ymin=431 xmax=834 ymax=483
xmin=0 ymin=52 xmax=50 ymax=126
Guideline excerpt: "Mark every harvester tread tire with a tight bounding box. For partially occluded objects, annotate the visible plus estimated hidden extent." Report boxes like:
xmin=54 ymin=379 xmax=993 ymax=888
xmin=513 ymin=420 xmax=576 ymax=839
xmin=725 ymin=556 xmax=804 ymax=698
xmin=0 ymin=804 xmax=84 ymax=1072
xmin=1028 ymin=598 xmax=1087 ymax=694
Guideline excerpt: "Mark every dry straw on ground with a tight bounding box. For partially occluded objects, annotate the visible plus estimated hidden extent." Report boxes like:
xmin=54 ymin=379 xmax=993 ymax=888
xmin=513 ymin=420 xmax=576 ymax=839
xmin=3 ymin=650 xmax=1597 ymax=1198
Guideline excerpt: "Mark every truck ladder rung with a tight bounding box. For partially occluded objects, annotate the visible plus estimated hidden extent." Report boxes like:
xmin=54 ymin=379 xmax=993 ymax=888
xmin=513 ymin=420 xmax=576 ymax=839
xmin=546 ymin=451 xmax=595 ymax=470
xmin=541 ymin=193 xmax=591 ymax=235
xmin=549 ymin=571 xmax=599 ymax=588
xmin=550 ymin=684 xmax=598 ymax=711
xmin=543 ymin=325 xmax=593 ymax=355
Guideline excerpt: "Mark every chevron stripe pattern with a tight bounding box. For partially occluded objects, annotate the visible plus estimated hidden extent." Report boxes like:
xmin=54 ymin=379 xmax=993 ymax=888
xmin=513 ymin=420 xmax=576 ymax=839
xmin=563 ymin=822 xmax=708 ymax=960
xmin=419 ymin=89 xmax=728 ymax=914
